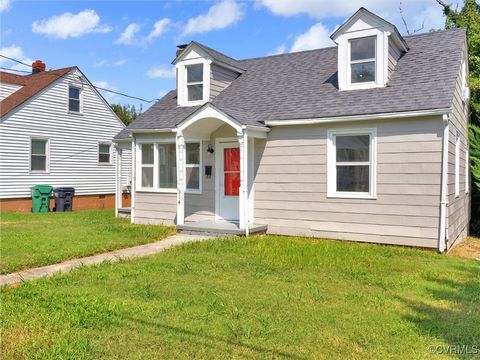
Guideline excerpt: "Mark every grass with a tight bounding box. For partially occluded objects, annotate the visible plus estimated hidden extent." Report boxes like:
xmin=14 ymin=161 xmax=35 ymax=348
xmin=0 ymin=210 xmax=174 ymax=274
xmin=1 ymin=236 xmax=479 ymax=359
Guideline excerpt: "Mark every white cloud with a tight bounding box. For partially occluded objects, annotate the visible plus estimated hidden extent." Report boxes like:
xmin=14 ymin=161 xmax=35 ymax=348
xmin=32 ymin=9 xmax=111 ymax=39
xmin=146 ymin=18 xmax=170 ymax=41
xmin=93 ymin=80 xmax=118 ymax=103
xmin=182 ymin=0 xmax=244 ymax=37
xmin=268 ymin=44 xmax=286 ymax=56
xmin=114 ymin=59 xmax=126 ymax=66
xmin=290 ymin=22 xmax=333 ymax=52
xmin=116 ymin=23 xmax=141 ymax=45
xmin=146 ymin=65 xmax=176 ymax=79
xmin=0 ymin=0 xmax=11 ymax=12
xmin=0 ymin=45 xmax=33 ymax=73
xmin=256 ymin=0 xmax=447 ymax=34
xmin=94 ymin=59 xmax=107 ymax=67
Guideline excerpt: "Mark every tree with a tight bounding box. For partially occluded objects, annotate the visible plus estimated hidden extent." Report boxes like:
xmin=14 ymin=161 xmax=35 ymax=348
xmin=436 ymin=0 xmax=480 ymax=234
xmin=111 ymin=104 xmax=142 ymax=126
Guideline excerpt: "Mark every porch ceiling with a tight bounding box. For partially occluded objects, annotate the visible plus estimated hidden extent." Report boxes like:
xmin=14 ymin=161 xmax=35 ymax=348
xmin=182 ymin=117 xmax=233 ymax=138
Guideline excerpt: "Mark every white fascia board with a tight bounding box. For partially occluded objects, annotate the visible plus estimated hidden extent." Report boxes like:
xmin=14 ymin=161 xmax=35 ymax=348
xmin=129 ymin=128 xmax=175 ymax=133
xmin=264 ymin=108 xmax=452 ymax=126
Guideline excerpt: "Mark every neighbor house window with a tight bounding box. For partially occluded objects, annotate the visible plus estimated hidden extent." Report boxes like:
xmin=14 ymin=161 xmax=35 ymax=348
xmin=31 ymin=139 xmax=48 ymax=172
xmin=141 ymin=143 xmax=154 ymax=188
xmin=98 ymin=144 xmax=111 ymax=164
xmin=186 ymin=64 xmax=203 ymax=102
xmin=158 ymin=143 xmax=177 ymax=189
xmin=68 ymin=86 xmax=81 ymax=112
xmin=350 ymin=37 xmax=376 ymax=84
xmin=455 ymin=134 xmax=460 ymax=198
xmin=185 ymin=142 xmax=201 ymax=192
xmin=328 ymin=129 xmax=376 ymax=198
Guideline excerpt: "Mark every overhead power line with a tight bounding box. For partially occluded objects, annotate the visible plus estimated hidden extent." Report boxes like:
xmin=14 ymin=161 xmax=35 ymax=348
xmin=0 ymin=54 xmax=159 ymax=103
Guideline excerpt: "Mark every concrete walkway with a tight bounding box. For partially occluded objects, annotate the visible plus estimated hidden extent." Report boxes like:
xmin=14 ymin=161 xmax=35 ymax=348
xmin=0 ymin=234 xmax=213 ymax=286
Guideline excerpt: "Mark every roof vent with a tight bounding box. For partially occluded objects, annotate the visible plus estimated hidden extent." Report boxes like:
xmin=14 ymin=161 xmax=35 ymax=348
xmin=32 ymin=60 xmax=46 ymax=74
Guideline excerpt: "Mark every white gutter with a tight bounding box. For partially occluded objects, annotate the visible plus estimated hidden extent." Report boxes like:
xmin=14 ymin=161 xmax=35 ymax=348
xmin=265 ymin=108 xmax=452 ymax=126
xmin=439 ymin=114 xmax=449 ymax=252
xmin=129 ymin=128 xmax=174 ymax=134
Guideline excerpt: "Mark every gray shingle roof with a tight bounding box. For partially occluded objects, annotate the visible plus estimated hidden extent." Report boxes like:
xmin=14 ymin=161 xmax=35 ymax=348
xmin=117 ymin=28 xmax=465 ymax=140
xmin=191 ymin=41 xmax=245 ymax=71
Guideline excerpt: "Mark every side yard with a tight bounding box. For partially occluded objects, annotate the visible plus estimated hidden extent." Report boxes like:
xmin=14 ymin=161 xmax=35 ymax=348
xmin=1 ymin=235 xmax=479 ymax=359
xmin=0 ymin=210 xmax=174 ymax=274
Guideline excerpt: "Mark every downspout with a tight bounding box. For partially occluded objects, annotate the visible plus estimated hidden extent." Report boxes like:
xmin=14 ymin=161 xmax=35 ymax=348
xmin=114 ymin=144 xmax=120 ymax=218
xmin=131 ymin=136 xmax=136 ymax=224
xmin=439 ymin=114 xmax=449 ymax=252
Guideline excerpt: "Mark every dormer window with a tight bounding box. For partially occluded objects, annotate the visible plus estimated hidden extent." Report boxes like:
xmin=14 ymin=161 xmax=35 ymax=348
xmin=330 ymin=8 xmax=408 ymax=91
xmin=186 ymin=64 xmax=203 ymax=102
xmin=350 ymin=37 xmax=376 ymax=84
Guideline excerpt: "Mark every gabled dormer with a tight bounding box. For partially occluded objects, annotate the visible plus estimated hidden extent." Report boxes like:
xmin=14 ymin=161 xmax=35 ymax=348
xmin=330 ymin=8 xmax=408 ymax=91
xmin=172 ymin=42 xmax=244 ymax=107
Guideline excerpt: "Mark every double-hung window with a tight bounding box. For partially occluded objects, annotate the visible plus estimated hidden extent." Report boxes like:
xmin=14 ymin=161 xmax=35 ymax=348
xmin=141 ymin=144 xmax=155 ymax=188
xmin=158 ymin=143 xmax=177 ymax=189
xmin=186 ymin=64 xmax=203 ymax=102
xmin=31 ymin=139 xmax=48 ymax=172
xmin=139 ymin=142 xmax=177 ymax=191
xmin=328 ymin=129 xmax=376 ymax=198
xmin=69 ymin=86 xmax=81 ymax=112
xmin=185 ymin=142 xmax=201 ymax=192
xmin=350 ymin=37 xmax=376 ymax=84
xmin=98 ymin=143 xmax=111 ymax=164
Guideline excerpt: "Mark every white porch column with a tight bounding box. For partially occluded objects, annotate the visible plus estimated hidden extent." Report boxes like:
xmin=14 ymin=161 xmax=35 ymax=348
xmin=114 ymin=145 xmax=121 ymax=217
xmin=176 ymin=131 xmax=185 ymax=225
xmin=130 ymin=137 xmax=136 ymax=224
xmin=238 ymin=131 xmax=249 ymax=234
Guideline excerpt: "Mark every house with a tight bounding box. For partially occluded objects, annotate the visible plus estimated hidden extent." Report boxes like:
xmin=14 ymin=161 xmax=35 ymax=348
xmin=0 ymin=61 xmax=131 ymax=211
xmin=114 ymin=8 xmax=470 ymax=251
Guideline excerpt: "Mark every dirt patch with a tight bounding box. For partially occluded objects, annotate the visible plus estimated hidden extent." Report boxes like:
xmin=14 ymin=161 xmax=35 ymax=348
xmin=448 ymin=237 xmax=480 ymax=260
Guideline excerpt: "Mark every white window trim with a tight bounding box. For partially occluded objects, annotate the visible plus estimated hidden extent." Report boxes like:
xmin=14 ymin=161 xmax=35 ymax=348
xmin=68 ymin=85 xmax=82 ymax=114
xmin=29 ymin=137 xmax=50 ymax=174
xmin=327 ymin=128 xmax=377 ymax=199
xmin=455 ymin=133 xmax=460 ymax=198
xmin=136 ymin=140 xmax=177 ymax=193
xmin=337 ymin=28 xmax=388 ymax=91
xmin=184 ymin=140 xmax=202 ymax=194
xmin=98 ymin=142 xmax=112 ymax=165
xmin=176 ymin=58 xmax=211 ymax=107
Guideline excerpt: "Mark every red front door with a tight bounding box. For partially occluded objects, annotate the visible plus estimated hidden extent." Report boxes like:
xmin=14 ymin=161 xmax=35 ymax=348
xmin=218 ymin=143 xmax=240 ymax=221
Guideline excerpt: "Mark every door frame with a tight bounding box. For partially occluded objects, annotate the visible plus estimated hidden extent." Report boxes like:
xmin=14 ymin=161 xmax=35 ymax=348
xmin=215 ymin=137 xmax=239 ymax=222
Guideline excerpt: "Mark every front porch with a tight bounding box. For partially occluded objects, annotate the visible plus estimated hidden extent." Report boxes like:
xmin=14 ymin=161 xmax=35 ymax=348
xmin=177 ymin=220 xmax=267 ymax=236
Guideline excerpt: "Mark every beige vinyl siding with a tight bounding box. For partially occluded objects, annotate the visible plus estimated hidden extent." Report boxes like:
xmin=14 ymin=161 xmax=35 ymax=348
xmin=0 ymin=82 xmax=22 ymax=101
xmin=134 ymin=192 xmax=177 ymax=225
xmin=446 ymin=46 xmax=470 ymax=249
xmin=254 ymin=117 xmax=443 ymax=248
xmin=210 ymin=64 xmax=238 ymax=100
xmin=0 ymin=70 xmax=125 ymax=199
xmin=388 ymin=40 xmax=402 ymax=80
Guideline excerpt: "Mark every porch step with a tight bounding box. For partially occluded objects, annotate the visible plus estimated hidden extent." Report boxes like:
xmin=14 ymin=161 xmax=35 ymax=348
xmin=118 ymin=207 xmax=131 ymax=218
xmin=177 ymin=221 xmax=267 ymax=236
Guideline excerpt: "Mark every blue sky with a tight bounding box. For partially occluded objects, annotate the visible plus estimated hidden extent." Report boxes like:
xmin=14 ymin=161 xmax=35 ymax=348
xmin=0 ymin=0 xmax=452 ymax=109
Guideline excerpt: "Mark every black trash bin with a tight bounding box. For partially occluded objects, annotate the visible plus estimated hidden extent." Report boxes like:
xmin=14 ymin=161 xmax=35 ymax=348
xmin=54 ymin=187 xmax=75 ymax=212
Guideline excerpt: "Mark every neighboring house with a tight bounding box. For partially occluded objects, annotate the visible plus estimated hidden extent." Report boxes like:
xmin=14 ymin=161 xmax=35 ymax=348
xmin=114 ymin=8 xmax=470 ymax=251
xmin=0 ymin=61 xmax=131 ymax=211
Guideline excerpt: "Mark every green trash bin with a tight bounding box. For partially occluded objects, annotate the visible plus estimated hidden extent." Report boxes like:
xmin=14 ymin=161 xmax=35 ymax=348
xmin=31 ymin=185 xmax=53 ymax=213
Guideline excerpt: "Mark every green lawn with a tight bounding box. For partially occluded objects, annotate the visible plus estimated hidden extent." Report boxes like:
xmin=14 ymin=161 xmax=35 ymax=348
xmin=1 ymin=236 xmax=479 ymax=359
xmin=0 ymin=210 xmax=174 ymax=274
